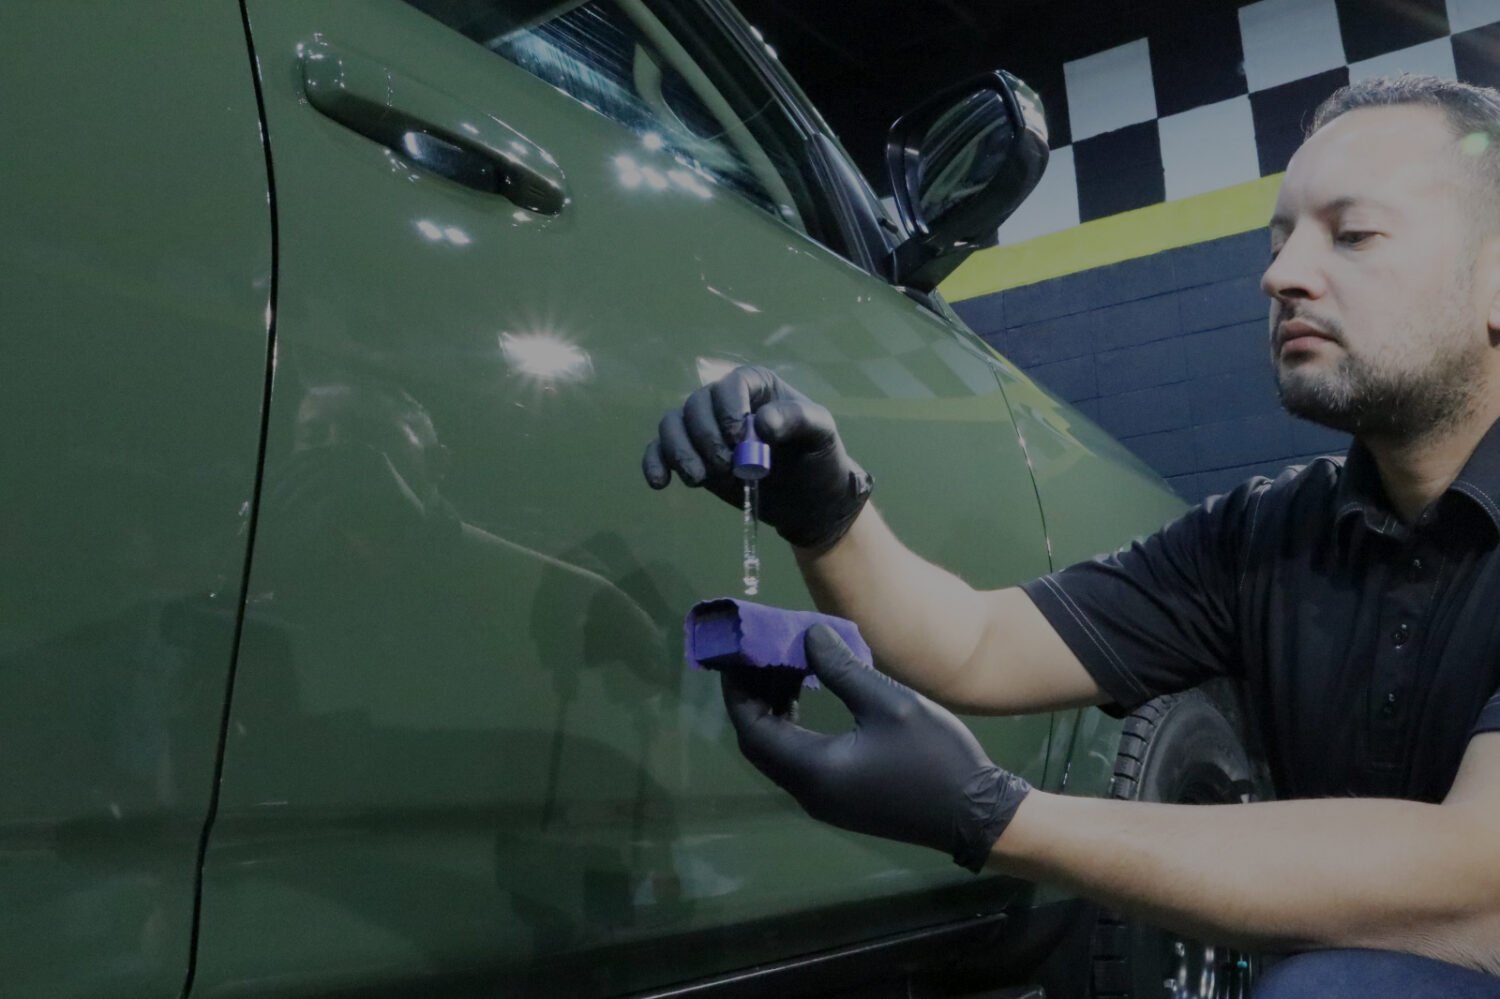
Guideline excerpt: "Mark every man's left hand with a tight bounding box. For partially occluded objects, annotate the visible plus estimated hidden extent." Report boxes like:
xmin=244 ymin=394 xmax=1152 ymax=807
xmin=721 ymin=624 xmax=1032 ymax=871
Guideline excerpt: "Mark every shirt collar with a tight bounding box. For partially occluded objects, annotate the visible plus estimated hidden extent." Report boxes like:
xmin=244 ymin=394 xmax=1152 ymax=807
xmin=1334 ymin=416 xmax=1500 ymax=542
xmin=1450 ymin=416 xmax=1500 ymax=535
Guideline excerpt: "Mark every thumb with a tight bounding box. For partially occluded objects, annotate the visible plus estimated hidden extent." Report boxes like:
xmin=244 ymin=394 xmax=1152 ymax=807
xmin=721 ymin=671 xmax=825 ymax=785
xmin=802 ymin=624 xmax=898 ymax=719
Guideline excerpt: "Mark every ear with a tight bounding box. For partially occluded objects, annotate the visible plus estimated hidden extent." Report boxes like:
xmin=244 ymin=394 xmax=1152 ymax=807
xmin=1490 ymin=284 xmax=1500 ymax=343
xmin=1480 ymin=234 xmax=1500 ymax=346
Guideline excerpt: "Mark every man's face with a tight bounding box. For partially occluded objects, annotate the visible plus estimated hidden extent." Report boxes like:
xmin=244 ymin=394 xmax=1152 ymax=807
xmin=1263 ymin=104 xmax=1492 ymax=442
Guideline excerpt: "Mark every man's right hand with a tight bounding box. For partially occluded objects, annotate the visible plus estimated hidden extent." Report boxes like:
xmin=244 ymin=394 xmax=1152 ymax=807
xmin=642 ymin=365 xmax=873 ymax=554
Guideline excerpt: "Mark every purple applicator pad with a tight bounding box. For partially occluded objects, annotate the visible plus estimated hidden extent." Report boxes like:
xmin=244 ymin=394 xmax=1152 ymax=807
xmin=684 ymin=598 xmax=872 ymax=689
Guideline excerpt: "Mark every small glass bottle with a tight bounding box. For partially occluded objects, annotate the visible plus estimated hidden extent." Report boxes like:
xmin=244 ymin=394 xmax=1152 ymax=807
xmin=733 ymin=416 xmax=771 ymax=597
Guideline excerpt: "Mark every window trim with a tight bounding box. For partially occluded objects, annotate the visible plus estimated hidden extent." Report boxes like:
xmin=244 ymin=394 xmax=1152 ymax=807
xmin=614 ymin=0 xmax=810 ymax=230
xmin=691 ymin=0 xmax=899 ymax=277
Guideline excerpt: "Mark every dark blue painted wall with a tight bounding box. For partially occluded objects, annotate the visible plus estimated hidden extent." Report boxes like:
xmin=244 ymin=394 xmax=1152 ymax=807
xmin=952 ymin=230 xmax=1351 ymax=504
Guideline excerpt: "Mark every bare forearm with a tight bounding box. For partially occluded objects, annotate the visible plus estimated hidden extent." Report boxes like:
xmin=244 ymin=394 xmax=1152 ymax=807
xmin=992 ymin=792 xmax=1500 ymax=970
xmin=792 ymin=504 xmax=995 ymax=705
xmin=793 ymin=505 xmax=1102 ymax=713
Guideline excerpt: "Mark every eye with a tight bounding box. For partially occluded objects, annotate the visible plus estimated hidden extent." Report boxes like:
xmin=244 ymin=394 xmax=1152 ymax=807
xmin=1336 ymin=230 xmax=1376 ymax=247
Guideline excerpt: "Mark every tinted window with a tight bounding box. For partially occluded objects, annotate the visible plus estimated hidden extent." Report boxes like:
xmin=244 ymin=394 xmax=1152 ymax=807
xmin=405 ymin=0 xmax=844 ymax=249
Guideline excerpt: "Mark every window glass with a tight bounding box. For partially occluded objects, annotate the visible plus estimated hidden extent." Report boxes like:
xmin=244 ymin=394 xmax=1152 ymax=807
xmin=405 ymin=0 xmax=839 ymax=246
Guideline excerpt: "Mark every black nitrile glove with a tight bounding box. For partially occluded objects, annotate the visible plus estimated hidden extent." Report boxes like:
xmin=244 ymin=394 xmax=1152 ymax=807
xmin=642 ymin=365 xmax=872 ymax=554
xmin=721 ymin=624 xmax=1032 ymax=872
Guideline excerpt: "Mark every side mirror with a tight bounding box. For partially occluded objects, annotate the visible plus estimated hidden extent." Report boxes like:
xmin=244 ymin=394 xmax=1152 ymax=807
xmin=885 ymin=70 xmax=1048 ymax=292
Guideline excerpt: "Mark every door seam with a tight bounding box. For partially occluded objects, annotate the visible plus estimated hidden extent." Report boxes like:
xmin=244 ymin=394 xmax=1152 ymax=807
xmin=180 ymin=3 xmax=282 ymax=995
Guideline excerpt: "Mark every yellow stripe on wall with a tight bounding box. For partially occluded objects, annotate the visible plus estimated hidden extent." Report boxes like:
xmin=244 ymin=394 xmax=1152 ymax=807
xmin=939 ymin=173 xmax=1285 ymax=302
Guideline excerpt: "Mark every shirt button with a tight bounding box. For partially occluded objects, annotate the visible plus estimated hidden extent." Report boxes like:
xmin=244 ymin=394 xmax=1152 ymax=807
xmin=1381 ymin=693 xmax=1398 ymax=718
xmin=1408 ymin=557 xmax=1425 ymax=581
xmin=1392 ymin=623 xmax=1411 ymax=647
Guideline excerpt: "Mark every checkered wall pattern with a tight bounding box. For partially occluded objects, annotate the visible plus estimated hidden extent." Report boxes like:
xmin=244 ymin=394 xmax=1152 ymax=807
xmin=998 ymin=0 xmax=1500 ymax=247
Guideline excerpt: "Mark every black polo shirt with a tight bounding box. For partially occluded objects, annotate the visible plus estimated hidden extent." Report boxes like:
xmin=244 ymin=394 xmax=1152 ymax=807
xmin=1023 ymin=420 xmax=1500 ymax=802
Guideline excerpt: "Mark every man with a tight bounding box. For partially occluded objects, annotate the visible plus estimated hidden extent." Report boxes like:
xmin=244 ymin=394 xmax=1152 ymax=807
xmin=644 ymin=76 xmax=1500 ymax=997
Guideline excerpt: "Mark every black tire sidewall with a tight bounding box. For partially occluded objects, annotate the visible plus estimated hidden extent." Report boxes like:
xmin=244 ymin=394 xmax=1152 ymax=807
xmin=1090 ymin=688 xmax=1266 ymax=999
xmin=1131 ymin=693 xmax=1254 ymax=807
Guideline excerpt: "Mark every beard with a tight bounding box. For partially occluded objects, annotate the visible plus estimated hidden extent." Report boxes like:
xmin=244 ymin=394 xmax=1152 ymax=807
xmin=1274 ymin=309 xmax=1487 ymax=445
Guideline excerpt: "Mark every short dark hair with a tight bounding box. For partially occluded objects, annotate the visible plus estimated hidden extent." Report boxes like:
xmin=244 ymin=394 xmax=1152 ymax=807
xmin=1310 ymin=74 xmax=1500 ymax=137
xmin=1308 ymin=75 xmax=1500 ymax=225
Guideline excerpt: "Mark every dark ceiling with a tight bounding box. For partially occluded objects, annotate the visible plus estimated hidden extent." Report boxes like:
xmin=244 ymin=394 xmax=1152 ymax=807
xmin=731 ymin=0 xmax=1196 ymax=190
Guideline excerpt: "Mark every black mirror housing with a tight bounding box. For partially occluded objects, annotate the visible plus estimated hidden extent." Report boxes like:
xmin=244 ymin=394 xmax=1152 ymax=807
xmin=885 ymin=70 xmax=1048 ymax=293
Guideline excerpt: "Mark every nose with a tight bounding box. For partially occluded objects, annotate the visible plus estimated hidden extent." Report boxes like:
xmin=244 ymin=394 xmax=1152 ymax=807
xmin=1260 ymin=226 xmax=1328 ymax=306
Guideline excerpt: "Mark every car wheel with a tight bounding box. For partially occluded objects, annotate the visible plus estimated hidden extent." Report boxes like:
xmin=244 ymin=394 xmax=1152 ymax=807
xmin=1089 ymin=688 xmax=1267 ymax=999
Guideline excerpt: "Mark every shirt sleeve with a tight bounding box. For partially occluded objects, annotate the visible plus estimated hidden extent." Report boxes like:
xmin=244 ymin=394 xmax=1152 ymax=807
xmin=1021 ymin=475 xmax=1270 ymax=716
xmin=1474 ymin=690 xmax=1500 ymax=737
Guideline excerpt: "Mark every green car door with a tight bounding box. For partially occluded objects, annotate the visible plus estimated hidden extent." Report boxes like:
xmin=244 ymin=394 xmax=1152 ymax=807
xmin=195 ymin=1 xmax=1055 ymax=994
xmin=0 ymin=2 xmax=272 ymax=995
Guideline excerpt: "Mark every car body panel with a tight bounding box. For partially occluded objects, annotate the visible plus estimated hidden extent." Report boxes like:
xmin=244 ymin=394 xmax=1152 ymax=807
xmin=986 ymin=362 xmax=1187 ymax=806
xmin=192 ymin=2 xmax=1056 ymax=994
xmin=0 ymin=2 xmax=1199 ymax=994
xmin=0 ymin=2 xmax=272 ymax=995
xmin=993 ymin=365 xmax=1185 ymax=569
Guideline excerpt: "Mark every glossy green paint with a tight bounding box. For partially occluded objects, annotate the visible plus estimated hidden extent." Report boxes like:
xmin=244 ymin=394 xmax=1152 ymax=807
xmin=971 ymin=344 xmax=1186 ymax=800
xmin=194 ymin=2 xmax=1058 ymax=994
xmin=991 ymin=362 xmax=1186 ymax=802
xmin=0 ymin=1 xmax=1195 ymax=993
xmin=0 ymin=2 xmax=272 ymax=995
xmin=988 ymin=362 xmax=1187 ymax=570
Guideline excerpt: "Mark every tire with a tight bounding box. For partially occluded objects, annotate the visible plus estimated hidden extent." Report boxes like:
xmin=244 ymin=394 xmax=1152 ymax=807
xmin=1088 ymin=686 xmax=1269 ymax=999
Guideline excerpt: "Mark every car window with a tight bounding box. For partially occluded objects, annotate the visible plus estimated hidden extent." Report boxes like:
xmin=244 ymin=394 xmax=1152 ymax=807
xmin=404 ymin=0 xmax=846 ymax=252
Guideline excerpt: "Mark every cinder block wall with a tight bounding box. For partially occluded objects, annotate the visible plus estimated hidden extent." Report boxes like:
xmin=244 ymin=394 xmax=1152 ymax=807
xmin=952 ymin=230 xmax=1350 ymax=505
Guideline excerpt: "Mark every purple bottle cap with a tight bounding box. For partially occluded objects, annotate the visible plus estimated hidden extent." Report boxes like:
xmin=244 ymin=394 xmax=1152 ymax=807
xmin=733 ymin=415 xmax=771 ymax=481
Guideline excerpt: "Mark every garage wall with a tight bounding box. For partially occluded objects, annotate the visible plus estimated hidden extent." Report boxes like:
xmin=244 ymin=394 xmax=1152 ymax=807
xmin=936 ymin=0 xmax=1500 ymax=504
xmin=951 ymin=230 xmax=1350 ymax=502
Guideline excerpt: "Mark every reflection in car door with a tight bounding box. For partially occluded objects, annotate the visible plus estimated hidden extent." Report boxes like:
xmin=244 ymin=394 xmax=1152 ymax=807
xmin=198 ymin=1 xmax=1057 ymax=994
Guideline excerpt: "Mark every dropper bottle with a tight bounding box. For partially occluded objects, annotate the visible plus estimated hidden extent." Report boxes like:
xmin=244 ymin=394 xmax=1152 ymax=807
xmin=733 ymin=414 xmax=771 ymax=596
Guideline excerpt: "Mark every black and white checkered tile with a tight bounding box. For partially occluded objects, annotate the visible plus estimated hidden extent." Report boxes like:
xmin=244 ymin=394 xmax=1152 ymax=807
xmin=997 ymin=0 xmax=1500 ymax=245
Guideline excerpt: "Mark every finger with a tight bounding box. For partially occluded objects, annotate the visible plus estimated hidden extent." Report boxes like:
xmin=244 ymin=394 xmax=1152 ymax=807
xmin=657 ymin=409 xmax=707 ymax=486
xmin=642 ymin=439 xmax=671 ymax=489
xmin=737 ymin=364 xmax=803 ymax=408
xmin=683 ymin=386 xmax=733 ymax=475
xmin=802 ymin=624 xmax=903 ymax=719
xmin=721 ymin=670 xmax=827 ymax=787
xmin=755 ymin=398 xmax=837 ymax=453
xmin=708 ymin=368 xmax=758 ymax=446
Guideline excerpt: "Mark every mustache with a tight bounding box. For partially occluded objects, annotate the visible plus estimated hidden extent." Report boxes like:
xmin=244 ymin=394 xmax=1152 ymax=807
xmin=1272 ymin=307 xmax=1345 ymax=345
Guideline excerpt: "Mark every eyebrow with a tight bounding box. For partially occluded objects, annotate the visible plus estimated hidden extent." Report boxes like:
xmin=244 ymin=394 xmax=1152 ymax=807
xmin=1269 ymin=195 xmax=1389 ymax=233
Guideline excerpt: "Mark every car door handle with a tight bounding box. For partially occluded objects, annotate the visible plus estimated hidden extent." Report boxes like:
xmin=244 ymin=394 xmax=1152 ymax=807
xmin=300 ymin=39 xmax=568 ymax=214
